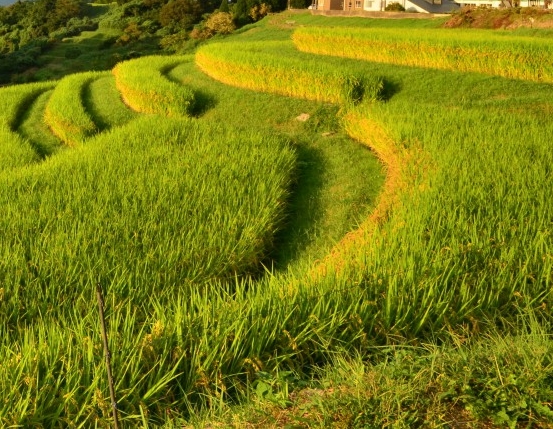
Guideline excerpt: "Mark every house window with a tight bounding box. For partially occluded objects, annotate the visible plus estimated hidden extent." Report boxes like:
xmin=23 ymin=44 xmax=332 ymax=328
xmin=355 ymin=0 xmax=362 ymax=6
xmin=365 ymin=0 xmax=373 ymax=6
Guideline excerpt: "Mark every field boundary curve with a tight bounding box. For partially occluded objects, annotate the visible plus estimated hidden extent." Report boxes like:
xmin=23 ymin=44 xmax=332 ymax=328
xmin=293 ymin=26 xmax=553 ymax=83
xmin=309 ymin=104 xmax=429 ymax=279
xmin=0 ymin=82 xmax=55 ymax=172
xmin=44 ymin=72 xmax=102 ymax=147
xmin=194 ymin=41 xmax=418 ymax=278
xmin=195 ymin=41 xmax=384 ymax=104
xmin=112 ymin=56 xmax=196 ymax=117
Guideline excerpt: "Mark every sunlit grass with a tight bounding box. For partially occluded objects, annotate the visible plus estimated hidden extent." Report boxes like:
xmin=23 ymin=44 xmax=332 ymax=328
xmin=168 ymin=61 xmax=385 ymax=270
xmin=44 ymin=71 xmax=101 ymax=145
xmin=83 ymin=72 xmax=138 ymax=130
xmin=113 ymin=55 xmax=195 ymax=116
xmin=16 ymin=89 xmax=63 ymax=157
xmin=1 ymin=10 xmax=552 ymax=427
xmin=0 ymin=82 xmax=54 ymax=172
xmin=0 ymin=115 xmax=295 ymax=323
xmin=196 ymin=41 xmax=384 ymax=104
xmin=293 ymin=26 xmax=553 ymax=82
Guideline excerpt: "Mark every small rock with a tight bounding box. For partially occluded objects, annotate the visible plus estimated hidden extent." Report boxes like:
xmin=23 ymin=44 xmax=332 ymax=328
xmin=321 ymin=131 xmax=335 ymax=137
xmin=296 ymin=113 xmax=310 ymax=122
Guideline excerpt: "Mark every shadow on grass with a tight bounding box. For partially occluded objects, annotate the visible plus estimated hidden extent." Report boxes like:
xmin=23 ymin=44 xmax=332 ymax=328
xmin=270 ymin=140 xmax=327 ymax=269
xmin=13 ymin=89 xmax=62 ymax=158
xmin=164 ymin=63 xmax=218 ymax=116
xmin=82 ymin=78 xmax=108 ymax=132
xmin=380 ymin=78 xmax=402 ymax=102
xmin=190 ymin=89 xmax=218 ymax=117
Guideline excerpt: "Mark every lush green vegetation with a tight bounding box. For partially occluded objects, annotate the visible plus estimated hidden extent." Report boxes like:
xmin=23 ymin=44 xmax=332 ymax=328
xmin=293 ymin=26 xmax=553 ymax=82
xmin=0 ymin=0 xmax=295 ymax=84
xmin=44 ymin=71 xmax=103 ymax=145
xmin=0 ymin=16 xmax=384 ymax=424
xmin=0 ymin=81 xmax=54 ymax=171
xmin=190 ymin=15 xmax=553 ymax=426
xmin=84 ymin=73 xmax=139 ymax=130
xmin=1 ymin=8 xmax=553 ymax=428
xmin=189 ymin=319 xmax=553 ymax=427
xmin=113 ymin=55 xmax=195 ymax=115
xmin=196 ymin=41 xmax=384 ymax=104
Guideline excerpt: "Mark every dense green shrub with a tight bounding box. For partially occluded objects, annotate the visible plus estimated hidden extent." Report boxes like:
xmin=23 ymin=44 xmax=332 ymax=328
xmin=205 ymin=11 xmax=235 ymax=35
xmin=64 ymin=45 xmax=81 ymax=59
xmin=159 ymin=0 xmax=202 ymax=29
xmin=385 ymin=2 xmax=406 ymax=11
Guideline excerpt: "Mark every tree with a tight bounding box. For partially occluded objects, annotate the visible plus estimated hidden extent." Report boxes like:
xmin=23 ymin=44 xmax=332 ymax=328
xmin=249 ymin=2 xmax=270 ymax=21
xmin=219 ymin=0 xmax=230 ymax=12
xmin=159 ymin=0 xmax=202 ymax=29
xmin=233 ymin=0 xmax=250 ymax=26
xmin=51 ymin=0 xmax=84 ymax=30
xmin=205 ymin=11 xmax=234 ymax=34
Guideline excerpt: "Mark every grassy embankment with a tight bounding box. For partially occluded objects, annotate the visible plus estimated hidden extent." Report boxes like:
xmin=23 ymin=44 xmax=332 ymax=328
xmin=0 ymin=81 xmax=54 ymax=171
xmin=44 ymin=72 xmax=103 ymax=146
xmin=188 ymin=14 xmax=553 ymax=427
xmin=0 ymin=18 xmax=385 ymax=425
xmin=0 ymin=10 xmax=552 ymax=427
xmin=113 ymin=56 xmax=196 ymax=116
xmin=0 ymin=103 xmax=298 ymax=426
xmin=293 ymin=25 xmax=553 ymax=82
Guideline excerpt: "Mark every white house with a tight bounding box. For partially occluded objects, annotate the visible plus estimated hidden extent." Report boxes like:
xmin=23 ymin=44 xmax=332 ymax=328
xmin=313 ymin=0 xmax=551 ymax=13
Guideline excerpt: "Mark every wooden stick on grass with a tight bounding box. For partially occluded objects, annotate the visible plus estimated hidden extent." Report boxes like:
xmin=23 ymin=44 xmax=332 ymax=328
xmin=96 ymin=283 xmax=120 ymax=429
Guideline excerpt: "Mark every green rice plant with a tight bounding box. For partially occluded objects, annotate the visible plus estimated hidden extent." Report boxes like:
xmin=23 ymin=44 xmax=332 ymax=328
xmin=0 ymin=115 xmax=295 ymax=325
xmin=0 ymin=82 xmax=54 ymax=172
xmin=16 ymin=90 xmax=63 ymax=158
xmin=314 ymin=82 xmax=553 ymax=336
xmin=44 ymin=72 xmax=102 ymax=146
xmin=83 ymin=73 xmax=138 ymax=131
xmin=2 ymin=13 xmax=553 ymax=427
xmin=195 ymin=41 xmax=384 ymax=104
xmin=167 ymin=59 xmax=385 ymax=271
xmin=293 ymin=26 xmax=553 ymax=82
xmin=189 ymin=320 xmax=553 ymax=427
xmin=0 ymin=267 xmax=384 ymax=426
xmin=113 ymin=56 xmax=196 ymax=116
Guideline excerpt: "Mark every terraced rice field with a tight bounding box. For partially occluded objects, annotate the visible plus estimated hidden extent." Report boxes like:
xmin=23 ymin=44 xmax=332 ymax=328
xmin=0 ymin=12 xmax=552 ymax=427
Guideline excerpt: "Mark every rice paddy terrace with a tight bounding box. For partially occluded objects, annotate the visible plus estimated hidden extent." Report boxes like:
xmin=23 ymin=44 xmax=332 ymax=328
xmin=1 ymin=12 xmax=552 ymax=426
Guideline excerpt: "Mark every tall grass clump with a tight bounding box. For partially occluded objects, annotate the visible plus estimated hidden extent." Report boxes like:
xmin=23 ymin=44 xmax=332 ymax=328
xmin=310 ymin=86 xmax=553 ymax=337
xmin=113 ymin=56 xmax=196 ymax=116
xmin=16 ymin=90 xmax=63 ymax=158
xmin=196 ymin=41 xmax=384 ymax=104
xmin=293 ymin=26 xmax=553 ymax=82
xmin=0 ymin=115 xmax=295 ymax=324
xmin=0 ymin=114 xmax=295 ymax=426
xmin=0 ymin=82 xmax=54 ymax=172
xmin=44 ymin=72 xmax=102 ymax=146
xmin=83 ymin=73 xmax=138 ymax=131
xmin=202 ymin=319 xmax=553 ymax=428
xmin=2 ymin=13 xmax=553 ymax=427
xmin=0 ymin=271 xmax=379 ymax=426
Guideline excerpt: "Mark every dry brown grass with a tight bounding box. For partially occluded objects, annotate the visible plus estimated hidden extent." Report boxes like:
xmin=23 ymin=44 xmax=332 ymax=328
xmin=443 ymin=6 xmax=553 ymax=29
